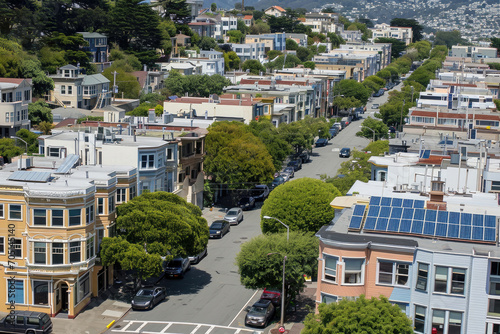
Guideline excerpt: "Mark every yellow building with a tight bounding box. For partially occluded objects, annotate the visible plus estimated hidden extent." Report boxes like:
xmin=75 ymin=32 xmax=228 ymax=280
xmin=0 ymin=155 xmax=137 ymax=319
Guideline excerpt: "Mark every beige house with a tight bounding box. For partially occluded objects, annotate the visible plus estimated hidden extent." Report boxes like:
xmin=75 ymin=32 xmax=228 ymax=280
xmin=264 ymin=5 xmax=286 ymax=17
xmin=370 ymin=23 xmax=413 ymax=45
xmin=0 ymin=78 xmax=31 ymax=138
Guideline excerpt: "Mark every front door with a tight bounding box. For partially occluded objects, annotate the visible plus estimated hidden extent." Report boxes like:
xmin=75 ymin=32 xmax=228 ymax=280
xmin=61 ymin=284 xmax=69 ymax=313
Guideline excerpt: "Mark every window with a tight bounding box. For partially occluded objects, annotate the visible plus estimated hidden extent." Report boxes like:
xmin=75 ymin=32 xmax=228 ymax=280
xmin=97 ymin=229 xmax=104 ymax=252
xmin=343 ymin=258 xmax=364 ymax=284
xmin=67 ymin=85 xmax=73 ymax=95
xmin=116 ymin=188 xmax=126 ymax=203
xmin=0 ymin=204 xmax=4 ymax=218
xmin=33 ymin=281 xmax=49 ymax=305
xmin=416 ymin=262 xmax=429 ymax=291
xmin=323 ymin=255 xmax=337 ymax=282
xmin=130 ymin=185 xmax=136 ymax=200
xmin=52 ymin=243 xmax=64 ymax=264
xmin=97 ymin=198 xmax=104 ymax=215
xmin=15 ymin=91 xmax=22 ymax=101
xmin=61 ymin=85 xmax=66 ymax=94
xmin=490 ymin=261 xmax=500 ymax=295
xmin=448 ymin=311 xmax=462 ymax=334
xmin=69 ymin=241 xmax=81 ymax=263
xmin=432 ymin=309 xmax=445 ymax=334
xmin=414 ymin=305 xmax=426 ymax=333
xmin=52 ymin=209 xmax=63 ymax=226
xmin=33 ymin=242 xmax=46 ymax=264
xmin=167 ymin=148 xmax=172 ymax=160
xmin=8 ymin=279 xmax=24 ymax=304
xmin=48 ymin=147 xmax=60 ymax=157
xmin=86 ymin=236 xmax=95 ymax=260
xmin=140 ymin=154 xmax=155 ymax=169
xmin=9 ymin=204 xmax=22 ymax=220
xmin=33 ymin=209 xmax=46 ymax=226
xmin=321 ymin=293 xmax=337 ymax=304
xmin=11 ymin=239 xmax=21 ymax=258
xmin=77 ymin=272 xmax=90 ymax=303
xmin=434 ymin=266 xmax=466 ymax=295
xmin=69 ymin=209 xmax=81 ymax=226
xmin=0 ymin=237 xmax=3 ymax=254
xmin=108 ymin=195 xmax=115 ymax=213
xmin=85 ymin=205 xmax=94 ymax=224
xmin=24 ymin=90 xmax=30 ymax=101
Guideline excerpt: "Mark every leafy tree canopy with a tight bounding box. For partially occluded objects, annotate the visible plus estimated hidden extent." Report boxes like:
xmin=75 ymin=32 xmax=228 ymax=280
xmin=303 ymin=295 xmax=413 ymax=334
xmin=15 ymin=129 xmax=39 ymax=154
xmin=249 ymin=117 xmax=292 ymax=170
xmin=390 ymin=18 xmax=423 ymax=42
xmin=434 ymin=30 xmax=468 ymax=49
xmin=357 ymin=117 xmax=389 ymax=141
xmin=164 ymin=71 xmax=231 ymax=97
xmin=261 ymin=178 xmax=341 ymax=234
xmin=333 ymin=79 xmax=371 ymax=105
xmin=224 ymin=51 xmax=240 ymax=71
xmin=374 ymin=37 xmax=406 ymax=60
xmin=28 ymin=100 xmax=53 ymax=125
xmin=249 ymin=19 xmax=270 ymax=34
xmin=242 ymin=59 xmax=265 ymax=75
xmin=100 ymin=192 xmax=209 ymax=279
xmin=0 ymin=138 xmax=24 ymax=162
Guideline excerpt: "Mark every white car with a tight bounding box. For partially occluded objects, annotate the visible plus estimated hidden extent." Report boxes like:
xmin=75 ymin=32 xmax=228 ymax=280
xmin=280 ymin=172 xmax=291 ymax=182
xmin=372 ymin=104 xmax=379 ymax=109
xmin=224 ymin=207 xmax=243 ymax=225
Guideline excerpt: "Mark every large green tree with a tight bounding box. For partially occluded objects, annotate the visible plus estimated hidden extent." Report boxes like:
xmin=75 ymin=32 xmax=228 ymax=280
xmin=241 ymin=59 xmax=266 ymax=75
xmin=261 ymin=178 xmax=341 ymax=234
xmin=15 ymin=129 xmax=39 ymax=154
xmin=434 ymin=30 xmax=468 ymax=49
xmin=164 ymin=71 xmax=231 ymax=97
xmin=236 ymin=231 xmax=318 ymax=301
xmin=204 ymin=121 xmax=274 ymax=188
xmin=390 ymin=18 xmax=423 ymax=42
xmin=303 ymin=295 xmax=413 ymax=334
xmin=357 ymin=117 xmax=389 ymax=141
xmin=0 ymin=138 xmax=23 ymax=162
xmin=374 ymin=37 xmax=406 ymax=60
xmin=100 ymin=192 xmax=209 ymax=280
xmin=28 ymin=100 xmax=53 ymax=125
xmin=333 ymin=79 xmax=371 ymax=105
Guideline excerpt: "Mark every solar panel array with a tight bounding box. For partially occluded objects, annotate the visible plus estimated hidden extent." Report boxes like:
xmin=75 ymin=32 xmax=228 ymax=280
xmin=55 ymin=154 xmax=79 ymax=174
xmin=8 ymin=171 xmax=52 ymax=183
xmin=348 ymin=196 xmax=497 ymax=243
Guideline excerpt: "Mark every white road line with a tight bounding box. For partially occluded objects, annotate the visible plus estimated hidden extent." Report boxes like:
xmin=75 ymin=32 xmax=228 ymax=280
xmin=113 ymin=321 xmax=260 ymax=333
xmin=119 ymin=321 xmax=136 ymax=332
xmin=227 ymin=289 xmax=260 ymax=327
xmin=204 ymin=326 xmax=215 ymax=334
xmin=159 ymin=323 xmax=174 ymax=334
xmin=136 ymin=322 xmax=148 ymax=332
xmin=190 ymin=324 xmax=202 ymax=334
xmin=235 ymin=329 xmax=241 ymax=334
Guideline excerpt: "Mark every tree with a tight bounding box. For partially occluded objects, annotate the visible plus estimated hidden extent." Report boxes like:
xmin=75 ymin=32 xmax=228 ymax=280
xmin=333 ymin=79 xmax=371 ymax=105
xmin=197 ymin=36 xmax=218 ymax=51
xmin=204 ymin=121 xmax=274 ymax=188
xmin=303 ymin=61 xmax=315 ymax=69
xmin=296 ymin=46 xmax=312 ymax=62
xmin=303 ymin=295 xmax=413 ymax=334
xmin=407 ymin=40 xmax=431 ymax=60
xmin=327 ymin=32 xmax=344 ymax=48
xmin=390 ymin=18 xmax=423 ymax=42
xmin=38 ymin=121 xmax=54 ymax=135
xmin=357 ymin=117 xmax=389 ymax=141
xmin=103 ymin=67 xmax=141 ymax=98
xmin=227 ymin=30 xmax=243 ymax=43
xmin=332 ymin=96 xmax=362 ymax=115
xmin=15 ymin=129 xmax=38 ymax=154
xmin=28 ymin=100 xmax=53 ymax=125
xmin=260 ymin=178 xmax=341 ymax=234
xmin=434 ymin=30 xmax=468 ymax=49
xmin=236 ymin=232 xmax=318 ymax=301
xmin=210 ymin=2 xmax=216 ymax=11
xmin=277 ymin=121 xmax=313 ymax=154
xmin=20 ymin=58 xmax=54 ymax=96
xmin=286 ymin=39 xmax=298 ymax=50
xmin=0 ymin=138 xmax=23 ymax=162
xmin=100 ymin=192 xmax=209 ymax=280
xmin=242 ymin=59 xmax=265 ymax=74
xmin=224 ymin=51 xmax=240 ymax=71
xmin=249 ymin=20 xmax=270 ymax=34
xmin=491 ymin=38 xmax=500 ymax=52
xmin=237 ymin=19 xmax=248 ymax=35
xmin=374 ymin=37 xmax=406 ymax=59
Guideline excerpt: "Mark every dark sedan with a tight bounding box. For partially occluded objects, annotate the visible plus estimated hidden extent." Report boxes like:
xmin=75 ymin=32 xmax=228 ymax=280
xmin=209 ymin=220 xmax=230 ymax=238
xmin=315 ymin=138 xmax=328 ymax=147
xmin=245 ymin=299 xmax=276 ymax=328
xmin=239 ymin=196 xmax=256 ymax=210
xmin=131 ymin=286 xmax=166 ymax=310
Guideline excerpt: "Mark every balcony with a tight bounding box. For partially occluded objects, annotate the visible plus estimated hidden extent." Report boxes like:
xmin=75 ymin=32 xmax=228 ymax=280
xmin=26 ymin=257 xmax=96 ymax=275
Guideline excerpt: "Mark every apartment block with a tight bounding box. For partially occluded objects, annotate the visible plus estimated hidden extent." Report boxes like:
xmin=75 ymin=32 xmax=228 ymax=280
xmin=0 ymin=78 xmax=31 ymax=138
xmin=450 ymin=46 xmax=498 ymax=60
xmin=230 ymin=43 xmax=266 ymax=62
xmin=370 ymin=23 xmax=413 ymax=45
xmin=244 ymin=33 xmax=286 ymax=52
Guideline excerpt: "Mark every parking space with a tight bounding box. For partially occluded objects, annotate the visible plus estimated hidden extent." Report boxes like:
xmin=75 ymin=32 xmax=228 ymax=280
xmin=111 ymin=321 xmax=263 ymax=334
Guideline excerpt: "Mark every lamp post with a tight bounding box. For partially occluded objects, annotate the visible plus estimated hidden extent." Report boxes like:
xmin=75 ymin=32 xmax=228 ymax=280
xmin=11 ymin=136 xmax=27 ymax=155
xmin=400 ymin=99 xmax=405 ymax=132
xmin=360 ymin=125 xmax=375 ymax=142
xmin=263 ymin=216 xmax=289 ymax=242
xmin=267 ymin=252 xmax=287 ymax=328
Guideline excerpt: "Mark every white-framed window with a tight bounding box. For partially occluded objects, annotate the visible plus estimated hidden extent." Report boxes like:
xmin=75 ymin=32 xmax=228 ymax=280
xmin=97 ymin=198 xmax=104 ymax=215
xmin=85 ymin=205 xmax=94 ymax=224
xmin=130 ymin=185 xmax=137 ymax=200
xmin=86 ymin=236 xmax=94 ymax=260
xmin=33 ymin=242 xmax=46 ymax=264
xmin=140 ymin=154 xmax=155 ymax=169
xmin=61 ymin=85 xmax=66 ymax=94
xmin=8 ymin=279 xmax=25 ymax=304
xmin=51 ymin=209 xmax=64 ymax=226
xmin=9 ymin=204 xmax=22 ymax=220
xmin=432 ymin=309 xmax=462 ymax=334
xmin=434 ymin=266 xmax=466 ymax=295
xmin=69 ymin=209 xmax=81 ymax=226
xmin=377 ymin=260 xmax=409 ymax=286
xmin=0 ymin=236 xmax=4 ymax=255
xmin=67 ymin=85 xmax=73 ymax=95
xmin=323 ymin=254 xmax=337 ymax=282
xmin=108 ymin=195 xmax=115 ymax=213
xmin=414 ymin=305 xmax=426 ymax=333
xmin=0 ymin=203 xmax=5 ymax=218
xmin=33 ymin=209 xmax=47 ymax=226
xmin=97 ymin=228 xmax=104 ymax=252
xmin=416 ymin=262 xmax=429 ymax=292
xmin=32 ymin=280 xmax=49 ymax=305
xmin=77 ymin=272 xmax=90 ymax=303
xmin=320 ymin=292 xmax=337 ymax=304
xmin=52 ymin=243 xmax=64 ymax=264
xmin=69 ymin=241 xmax=81 ymax=263
xmin=11 ymin=238 xmax=22 ymax=258
xmin=116 ymin=188 xmax=126 ymax=203
xmin=343 ymin=258 xmax=365 ymax=285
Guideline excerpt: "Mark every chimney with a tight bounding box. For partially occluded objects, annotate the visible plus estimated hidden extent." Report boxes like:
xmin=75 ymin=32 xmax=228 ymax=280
xmin=427 ymin=179 xmax=447 ymax=211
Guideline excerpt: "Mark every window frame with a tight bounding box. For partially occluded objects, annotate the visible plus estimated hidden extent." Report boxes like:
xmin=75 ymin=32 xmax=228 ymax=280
xmin=76 ymin=272 xmax=90 ymax=304
xmin=97 ymin=198 xmax=105 ymax=215
xmin=7 ymin=279 xmax=25 ymax=304
xmin=69 ymin=241 xmax=81 ymax=263
xmin=342 ymin=257 xmax=365 ymax=285
xmin=51 ymin=209 xmax=64 ymax=227
xmin=32 ymin=209 xmax=47 ymax=226
xmin=108 ymin=195 xmax=115 ymax=213
xmin=52 ymin=242 xmax=64 ymax=265
xmin=32 ymin=280 xmax=49 ymax=306
xmin=322 ymin=254 xmax=338 ymax=283
xmin=414 ymin=305 xmax=426 ymax=334
xmin=434 ymin=265 xmax=466 ymax=296
xmin=0 ymin=236 xmax=4 ymax=255
xmin=8 ymin=204 xmax=22 ymax=221
xmin=69 ymin=209 xmax=81 ymax=226
xmin=320 ymin=292 xmax=337 ymax=304
xmin=86 ymin=236 xmax=94 ymax=260
xmin=85 ymin=205 xmax=94 ymax=225
xmin=33 ymin=242 xmax=46 ymax=264
xmin=416 ymin=262 xmax=429 ymax=292
xmin=116 ymin=188 xmax=126 ymax=203
xmin=11 ymin=238 xmax=22 ymax=258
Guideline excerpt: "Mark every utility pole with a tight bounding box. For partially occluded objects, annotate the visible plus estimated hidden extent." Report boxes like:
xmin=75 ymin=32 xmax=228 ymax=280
xmin=400 ymin=99 xmax=405 ymax=132
xmin=112 ymin=71 xmax=118 ymax=102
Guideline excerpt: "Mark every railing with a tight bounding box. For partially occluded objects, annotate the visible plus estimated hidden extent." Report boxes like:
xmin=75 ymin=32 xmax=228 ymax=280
xmin=27 ymin=257 xmax=96 ymax=274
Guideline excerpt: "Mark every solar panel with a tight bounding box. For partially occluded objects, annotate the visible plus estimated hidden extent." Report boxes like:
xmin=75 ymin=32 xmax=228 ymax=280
xmin=349 ymin=216 xmax=363 ymax=230
xmin=388 ymin=218 xmax=400 ymax=232
xmin=414 ymin=200 xmax=425 ymax=209
xmin=8 ymin=171 xmax=52 ymax=183
xmin=391 ymin=207 xmax=403 ymax=218
xmin=460 ymin=225 xmax=471 ymax=240
xmin=370 ymin=196 xmax=381 ymax=205
xmin=447 ymin=224 xmax=459 ymax=238
xmin=414 ymin=209 xmax=425 ymax=221
xmin=364 ymin=217 xmax=377 ymax=230
xmin=420 ymin=149 xmax=431 ymax=159
xmin=425 ymin=210 xmax=437 ymax=222
xmin=423 ymin=222 xmax=436 ymax=235
xmin=353 ymin=204 xmax=367 ymax=216
xmin=411 ymin=220 xmax=424 ymax=234
xmin=55 ymin=154 xmax=79 ymax=174
xmin=437 ymin=211 xmax=448 ymax=223
xmin=461 ymin=213 xmax=472 ymax=225
xmin=485 ymin=215 xmax=496 ymax=228
xmin=376 ymin=218 xmax=389 ymax=231
xmin=367 ymin=206 xmax=380 ymax=217
xmin=449 ymin=212 xmax=460 ymax=224
xmin=435 ymin=223 xmax=447 ymax=237
xmin=400 ymin=219 xmax=412 ymax=233
xmin=381 ymin=197 xmax=392 ymax=206
xmin=403 ymin=199 xmax=414 ymax=208
xmin=484 ymin=228 xmax=496 ymax=242
xmin=473 ymin=214 xmax=484 ymax=227
xmin=403 ymin=208 xmax=414 ymax=220
xmin=391 ymin=198 xmax=403 ymax=207
xmin=379 ymin=206 xmax=391 ymax=218
xmin=472 ymin=227 xmax=483 ymax=241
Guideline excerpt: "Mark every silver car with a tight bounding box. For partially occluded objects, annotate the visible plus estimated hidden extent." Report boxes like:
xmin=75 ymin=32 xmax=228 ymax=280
xmin=224 ymin=208 xmax=243 ymax=225
xmin=280 ymin=172 xmax=291 ymax=182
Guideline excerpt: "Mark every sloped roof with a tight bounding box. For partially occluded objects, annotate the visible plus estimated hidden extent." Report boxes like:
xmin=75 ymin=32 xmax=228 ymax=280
xmin=243 ymin=15 xmax=253 ymax=20
xmin=266 ymin=5 xmax=285 ymax=12
xmin=81 ymin=73 xmax=110 ymax=85
xmin=77 ymin=32 xmax=107 ymax=38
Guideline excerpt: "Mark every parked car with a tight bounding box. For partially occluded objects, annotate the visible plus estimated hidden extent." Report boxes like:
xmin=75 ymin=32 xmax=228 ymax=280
xmin=0 ymin=311 xmax=52 ymax=334
xmin=224 ymin=207 xmax=243 ymax=225
xmin=371 ymin=103 xmax=379 ymax=109
xmin=287 ymin=159 xmax=302 ymax=171
xmin=271 ymin=176 xmax=285 ymax=189
xmin=260 ymin=288 xmax=282 ymax=306
xmin=332 ymin=122 xmax=342 ymax=131
xmin=283 ymin=167 xmax=295 ymax=178
xmin=329 ymin=127 xmax=338 ymax=138
xmin=298 ymin=150 xmax=310 ymax=163
xmin=388 ymin=126 xmax=397 ymax=134
xmin=188 ymin=247 xmax=208 ymax=264
xmin=131 ymin=286 xmax=166 ymax=310
xmin=245 ymin=299 xmax=276 ymax=328
xmin=339 ymin=147 xmax=351 ymax=158
xmin=164 ymin=257 xmax=191 ymax=278
xmin=251 ymin=185 xmax=270 ymax=201
xmin=280 ymin=172 xmax=291 ymax=182
xmin=315 ymin=138 xmax=328 ymax=147
xmin=238 ymin=196 xmax=256 ymax=210
xmin=209 ymin=220 xmax=230 ymax=238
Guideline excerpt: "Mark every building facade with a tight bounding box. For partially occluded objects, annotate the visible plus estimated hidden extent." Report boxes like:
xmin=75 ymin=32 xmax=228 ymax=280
xmin=0 ymin=78 xmax=32 ymax=138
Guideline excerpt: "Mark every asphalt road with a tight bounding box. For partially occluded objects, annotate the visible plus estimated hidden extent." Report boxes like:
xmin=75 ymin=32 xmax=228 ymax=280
xmin=108 ymin=90 xmax=399 ymax=334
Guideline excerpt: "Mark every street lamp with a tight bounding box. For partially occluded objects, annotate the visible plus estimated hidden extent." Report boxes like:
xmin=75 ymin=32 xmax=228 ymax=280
xmin=11 ymin=136 xmax=27 ymax=155
xmin=400 ymin=99 xmax=406 ymax=132
xmin=267 ymin=252 xmax=287 ymax=328
xmin=359 ymin=125 xmax=375 ymax=142
xmin=263 ymin=216 xmax=289 ymax=242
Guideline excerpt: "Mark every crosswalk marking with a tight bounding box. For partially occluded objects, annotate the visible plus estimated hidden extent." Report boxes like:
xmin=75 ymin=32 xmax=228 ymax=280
xmin=111 ymin=321 xmax=262 ymax=334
